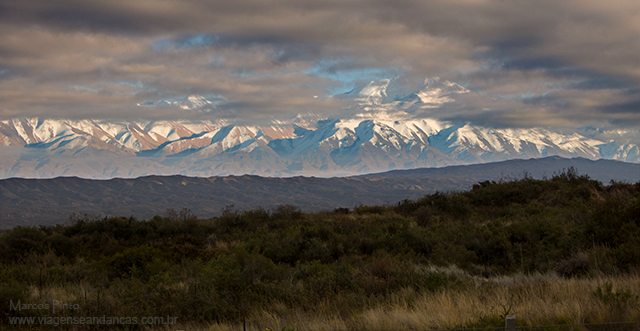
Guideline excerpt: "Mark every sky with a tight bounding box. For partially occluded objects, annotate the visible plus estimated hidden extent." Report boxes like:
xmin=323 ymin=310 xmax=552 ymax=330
xmin=1 ymin=0 xmax=640 ymax=128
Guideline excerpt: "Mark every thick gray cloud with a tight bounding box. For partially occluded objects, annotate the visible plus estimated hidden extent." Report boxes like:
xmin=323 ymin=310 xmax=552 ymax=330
xmin=0 ymin=0 xmax=639 ymax=128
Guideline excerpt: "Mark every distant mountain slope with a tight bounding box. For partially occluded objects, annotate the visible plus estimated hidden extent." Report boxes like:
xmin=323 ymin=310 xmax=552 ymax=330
xmin=0 ymin=175 xmax=443 ymax=229
xmin=1 ymin=78 xmax=638 ymax=179
xmin=2 ymin=116 xmax=638 ymax=179
xmin=1 ymin=156 xmax=638 ymax=229
xmin=363 ymin=156 xmax=640 ymax=184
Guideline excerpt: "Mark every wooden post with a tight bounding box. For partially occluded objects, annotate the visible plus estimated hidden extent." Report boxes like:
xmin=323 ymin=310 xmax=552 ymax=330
xmin=505 ymin=315 xmax=516 ymax=331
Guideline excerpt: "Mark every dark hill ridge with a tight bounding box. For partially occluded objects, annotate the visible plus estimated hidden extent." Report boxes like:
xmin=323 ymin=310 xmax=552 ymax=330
xmin=1 ymin=156 xmax=638 ymax=228
xmin=1 ymin=175 xmax=445 ymax=228
xmin=360 ymin=156 xmax=640 ymax=183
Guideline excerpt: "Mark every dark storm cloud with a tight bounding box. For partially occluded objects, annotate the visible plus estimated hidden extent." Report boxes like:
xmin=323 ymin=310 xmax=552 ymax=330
xmin=0 ymin=1 xmax=185 ymax=34
xmin=571 ymin=76 xmax=639 ymax=91
xmin=478 ymin=38 xmax=640 ymax=92
xmin=154 ymin=34 xmax=294 ymax=51
xmin=154 ymin=33 xmax=324 ymax=64
xmin=0 ymin=0 xmax=639 ymax=128
xmin=522 ymin=93 xmax=572 ymax=109
xmin=599 ymin=99 xmax=640 ymax=114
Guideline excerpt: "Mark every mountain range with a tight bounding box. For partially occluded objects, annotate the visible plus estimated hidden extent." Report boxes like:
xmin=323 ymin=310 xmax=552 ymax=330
xmin=1 ymin=78 xmax=638 ymax=179
xmin=1 ymin=156 xmax=638 ymax=229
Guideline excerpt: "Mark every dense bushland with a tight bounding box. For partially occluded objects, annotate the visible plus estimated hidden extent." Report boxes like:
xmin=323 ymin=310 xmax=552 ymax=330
xmin=1 ymin=168 xmax=640 ymax=330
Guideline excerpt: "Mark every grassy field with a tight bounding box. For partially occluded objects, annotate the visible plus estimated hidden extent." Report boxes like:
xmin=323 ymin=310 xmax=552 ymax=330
xmin=170 ymin=271 xmax=640 ymax=331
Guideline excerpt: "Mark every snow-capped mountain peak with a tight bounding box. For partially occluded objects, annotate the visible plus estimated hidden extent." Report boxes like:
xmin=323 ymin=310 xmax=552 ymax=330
xmin=357 ymin=79 xmax=391 ymax=105
xmin=178 ymin=95 xmax=216 ymax=110
xmin=1 ymin=77 xmax=638 ymax=179
xmin=417 ymin=77 xmax=469 ymax=107
xmin=1 ymin=115 xmax=638 ymax=179
xmin=137 ymin=94 xmax=217 ymax=112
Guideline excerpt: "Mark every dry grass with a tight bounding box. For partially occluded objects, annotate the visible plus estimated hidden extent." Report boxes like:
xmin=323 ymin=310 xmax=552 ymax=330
xmin=20 ymin=265 xmax=640 ymax=331
xmin=170 ymin=270 xmax=640 ymax=331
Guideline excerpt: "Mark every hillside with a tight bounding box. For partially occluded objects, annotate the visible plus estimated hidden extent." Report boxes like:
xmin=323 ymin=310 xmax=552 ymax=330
xmin=1 ymin=156 xmax=638 ymax=228
xmin=362 ymin=155 xmax=640 ymax=182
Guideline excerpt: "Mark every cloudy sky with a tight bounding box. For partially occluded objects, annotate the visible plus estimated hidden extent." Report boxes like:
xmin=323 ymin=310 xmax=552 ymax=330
xmin=1 ymin=0 xmax=639 ymax=128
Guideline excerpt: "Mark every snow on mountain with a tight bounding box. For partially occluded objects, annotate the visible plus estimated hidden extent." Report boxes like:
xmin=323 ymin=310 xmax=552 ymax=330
xmin=177 ymin=95 xmax=216 ymax=110
xmin=426 ymin=124 xmax=607 ymax=164
xmin=137 ymin=95 xmax=218 ymax=112
xmin=598 ymin=142 xmax=640 ymax=162
xmin=357 ymin=79 xmax=391 ymax=106
xmin=415 ymin=77 xmax=469 ymax=108
xmin=1 ymin=80 xmax=638 ymax=179
xmin=1 ymin=115 xmax=637 ymax=179
xmin=197 ymin=125 xmax=263 ymax=156
xmin=382 ymin=118 xmax=446 ymax=146
xmin=268 ymin=119 xmax=343 ymax=159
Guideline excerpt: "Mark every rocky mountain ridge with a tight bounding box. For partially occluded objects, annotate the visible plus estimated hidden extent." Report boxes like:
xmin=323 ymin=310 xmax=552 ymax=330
xmin=1 ymin=78 xmax=638 ymax=179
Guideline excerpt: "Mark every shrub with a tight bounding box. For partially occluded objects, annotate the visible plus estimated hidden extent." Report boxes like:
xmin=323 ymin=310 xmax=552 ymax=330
xmin=554 ymin=252 xmax=591 ymax=277
xmin=3 ymin=226 xmax=47 ymax=261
